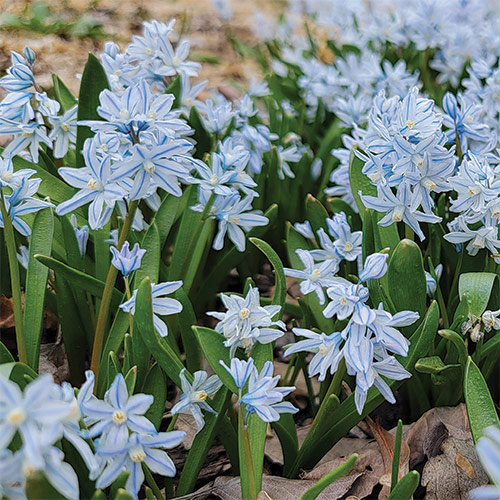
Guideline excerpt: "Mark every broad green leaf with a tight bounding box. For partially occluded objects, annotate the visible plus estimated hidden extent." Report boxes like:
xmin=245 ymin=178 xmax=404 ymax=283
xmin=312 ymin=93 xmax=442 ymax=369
xmin=189 ymin=106 xmax=212 ymax=157
xmin=387 ymin=239 xmax=426 ymax=331
xmin=26 ymin=472 xmax=66 ymax=499
xmin=52 ymin=74 xmax=77 ymax=112
xmin=124 ymin=366 xmax=137 ymax=395
xmin=35 ymin=254 xmax=122 ymax=309
xmin=459 ymin=273 xmax=498 ymax=317
xmin=464 ymin=356 xmax=500 ymax=443
xmin=76 ymin=53 xmax=109 ymax=167
xmin=24 ymin=208 xmax=54 ymax=369
xmin=141 ymin=363 xmax=167 ymax=429
xmin=0 ymin=341 xmax=14 ymax=363
xmin=348 ymin=149 xmax=375 ymax=218
xmin=154 ymin=194 xmax=181 ymax=250
xmin=0 ymin=361 xmax=37 ymax=389
xmin=249 ymin=237 xmax=286 ymax=315
xmin=193 ymin=326 xmax=236 ymax=393
xmin=387 ymin=470 xmax=420 ymax=500
xmin=272 ymin=414 xmax=299 ymax=477
xmin=175 ymin=287 xmax=202 ymax=372
xmin=300 ymin=454 xmax=358 ymax=500
xmin=438 ymin=329 xmax=468 ymax=367
xmin=305 ymin=194 xmax=329 ymax=234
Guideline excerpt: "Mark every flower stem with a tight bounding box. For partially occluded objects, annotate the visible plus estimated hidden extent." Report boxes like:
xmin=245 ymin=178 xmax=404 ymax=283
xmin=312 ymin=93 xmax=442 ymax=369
xmin=0 ymin=192 xmax=27 ymax=363
xmin=124 ymin=276 xmax=133 ymax=335
xmin=238 ymin=408 xmax=258 ymax=500
xmin=90 ymin=200 xmax=138 ymax=379
xmin=143 ymin=465 xmax=164 ymax=500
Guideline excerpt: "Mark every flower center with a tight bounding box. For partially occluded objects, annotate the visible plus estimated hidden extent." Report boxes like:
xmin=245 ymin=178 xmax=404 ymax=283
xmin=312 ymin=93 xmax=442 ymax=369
xmin=22 ymin=130 xmax=32 ymax=137
xmin=344 ymin=242 xmax=353 ymax=252
xmin=144 ymin=160 xmax=155 ymax=173
xmin=7 ymin=407 xmax=26 ymax=425
xmin=112 ymin=410 xmax=127 ymax=425
xmin=172 ymin=56 xmax=180 ymax=67
xmin=392 ymin=206 xmax=405 ymax=222
xmin=194 ymin=390 xmax=208 ymax=402
xmin=209 ymin=174 xmax=218 ymax=185
xmin=87 ymin=178 xmax=98 ymax=189
xmin=239 ymin=308 xmax=250 ymax=320
xmin=405 ymin=120 xmax=415 ymax=129
xmin=468 ymin=185 xmax=480 ymax=196
xmin=311 ymin=269 xmax=321 ymax=281
xmin=422 ymin=177 xmax=436 ymax=190
xmin=130 ymin=448 xmax=146 ymax=462
xmin=319 ymin=343 xmax=329 ymax=355
xmin=61 ymin=122 xmax=70 ymax=132
xmin=1 ymin=171 xmax=13 ymax=182
xmin=119 ymin=109 xmax=130 ymax=120
xmin=229 ymin=216 xmax=240 ymax=224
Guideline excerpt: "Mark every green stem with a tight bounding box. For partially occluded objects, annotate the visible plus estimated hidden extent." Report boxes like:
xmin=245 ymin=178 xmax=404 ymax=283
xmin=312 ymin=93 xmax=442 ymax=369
xmin=404 ymin=224 xmax=414 ymax=241
xmin=0 ymin=192 xmax=26 ymax=363
xmin=90 ymin=200 xmax=138 ymax=378
xmin=166 ymin=413 xmax=178 ymax=432
xmin=143 ymin=465 xmax=164 ymax=500
xmin=391 ymin=419 xmax=403 ymax=490
xmin=239 ymin=408 xmax=258 ymax=500
xmin=124 ymin=276 xmax=133 ymax=335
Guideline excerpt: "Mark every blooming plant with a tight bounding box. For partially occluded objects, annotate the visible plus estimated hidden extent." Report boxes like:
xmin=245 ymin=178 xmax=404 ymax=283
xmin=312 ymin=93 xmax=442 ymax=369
xmin=0 ymin=4 xmax=499 ymax=499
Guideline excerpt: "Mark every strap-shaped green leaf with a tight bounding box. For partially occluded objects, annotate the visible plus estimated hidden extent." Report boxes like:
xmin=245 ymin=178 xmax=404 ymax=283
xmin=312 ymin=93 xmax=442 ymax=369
xmin=305 ymin=194 xmax=329 ymax=234
xmin=387 ymin=470 xmax=420 ymax=500
xmin=24 ymin=208 xmax=54 ymax=369
xmin=300 ymin=453 xmax=358 ymax=500
xmin=464 ymin=356 xmax=500 ymax=443
xmin=141 ymin=363 xmax=167 ymax=430
xmin=35 ymin=254 xmax=122 ymax=309
xmin=52 ymin=74 xmax=77 ymax=112
xmin=76 ymin=53 xmax=109 ymax=167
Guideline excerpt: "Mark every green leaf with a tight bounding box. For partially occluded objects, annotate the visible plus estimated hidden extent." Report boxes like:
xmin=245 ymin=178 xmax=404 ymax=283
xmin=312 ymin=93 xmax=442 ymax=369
xmin=114 ymin=488 xmax=135 ymax=500
xmin=249 ymin=237 xmax=286 ymax=315
xmin=52 ymin=74 xmax=77 ymax=112
xmin=193 ymin=326 xmax=236 ymax=393
xmin=26 ymin=472 xmax=67 ymax=499
xmin=165 ymin=75 xmax=182 ymax=103
xmin=175 ymin=287 xmax=202 ymax=372
xmin=305 ymin=194 xmax=329 ymax=234
xmin=124 ymin=366 xmax=137 ymax=394
xmin=391 ymin=420 xmax=404 ymax=490
xmin=24 ymin=208 xmax=54 ymax=369
xmin=459 ymin=273 xmax=498 ymax=317
xmin=0 ymin=341 xmax=14 ymax=363
xmin=0 ymin=361 xmax=37 ymax=389
xmin=76 ymin=53 xmax=109 ymax=167
xmin=300 ymin=454 xmax=358 ymax=500
xmin=438 ymin=329 xmax=468 ymax=367
xmin=153 ymin=194 xmax=181 ymax=250
xmin=141 ymin=363 xmax=167 ymax=430
xmin=133 ymin=223 xmax=160 ymax=287
xmin=176 ymin=388 xmax=233 ymax=495
xmin=271 ymin=414 xmax=299 ymax=477
xmin=133 ymin=278 xmax=185 ymax=387
xmin=189 ymin=106 xmax=212 ymax=157
xmin=387 ymin=470 xmax=420 ymax=500
xmin=348 ymin=149 xmax=375 ymax=218
xmin=35 ymin=254 xmax=122 ymax=309
xmin=464 ymin=356 xmax=500 ymax=443
xmin=387 ymin=239 xmax=427 ymax=331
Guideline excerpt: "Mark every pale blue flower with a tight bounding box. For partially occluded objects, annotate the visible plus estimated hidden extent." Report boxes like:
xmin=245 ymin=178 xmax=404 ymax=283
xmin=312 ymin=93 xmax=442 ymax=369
xmin=17 ymin=245 xmax=29 ymax=269
xmin=239 ymin=361 xmax=297 ymax=423
xmin=110 ymin=241 xmax=146 ymax=276
xmin=285 ymin=329 xmax=344 ymax=382
xmin=323 ymin=278 xmax=369 ymax=320
xmin=293 ymin=220 xmax=315 ymax=240
xmin=1 ymin=120 xmax=52 ymax=163
xmin=219 ymin=358 xmax=255 ymax=390
xmin=0 ymin=176 xmax=54 ymax=236
xmin=120 ymin=281 xmax=183 ymax=337
xmin=470 ymin=426 xmax=500 ymax=500
xmin=95 ymin=431 xmax=186 ymax=499
xmin=358 ymin=252 xmax=388 ymax=281
xmin=425 ymin=263 xmax=443 ymax=296
xmin=171 ymin=369 xmax=222 ymax=432
xmin=0 ymin=450 xmax=26 ymax=500
xmin=284 ymin=249 xmax=338 ymax=305
xmin=0 ymin=156 xmax=34 ymax=188
xmin=56 ymin=139 xmax=128 ymax=229
xmin=207 ymin=285 xmax=285 ymax=357
xmin=70 ymin=214 xmax=89 ymax=259
xmin=197 ymin=97 xmax=234 ymax=135
xmin=81 ymin=373 xmax=156 ymax=449
xmin=48 ymin=105 xmax=78 ymax=159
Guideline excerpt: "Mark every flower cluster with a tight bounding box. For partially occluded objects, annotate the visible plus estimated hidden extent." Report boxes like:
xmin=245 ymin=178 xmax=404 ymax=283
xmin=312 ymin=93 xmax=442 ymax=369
xmin=221 ymin=358 xmax=298 ymax=423
xmin=285 ymin=245 xmax=418 ymax=413
xmin=0 ymin=371 xmax=184 ymax=500
xmin=207 ymin=285 xmax=286 ymax=356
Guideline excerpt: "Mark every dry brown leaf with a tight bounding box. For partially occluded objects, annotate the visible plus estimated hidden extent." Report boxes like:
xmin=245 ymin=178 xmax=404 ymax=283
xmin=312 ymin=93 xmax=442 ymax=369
xmin=0 ymin=296 xmax=15 ymax=329
xmin=210 ymin=473 xmax=364 ymax=500
xmin=406 ymin=404 xmax=469 ymax=467
xmin=421 ymin=423 xmax=488 ymax=500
